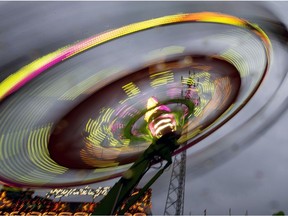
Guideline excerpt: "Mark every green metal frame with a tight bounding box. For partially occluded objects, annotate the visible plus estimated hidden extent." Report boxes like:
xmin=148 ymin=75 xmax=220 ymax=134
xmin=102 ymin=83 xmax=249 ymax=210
xmin=93 ymin=132 xmax=180 ymax=215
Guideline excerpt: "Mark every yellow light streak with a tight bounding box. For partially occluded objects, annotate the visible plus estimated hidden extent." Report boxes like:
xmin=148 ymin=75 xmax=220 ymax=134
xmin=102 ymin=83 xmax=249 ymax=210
xmin=27 ymin=124 xmax=67 ymax=174
xmin=122 ymin=82 xmax=141 ymax=98
xmin=221 ymin=49 xmax=249 ymax=78
xmin=0 ymin=12 xmax=271 ymax=102
xmin=150 ymin=70 xmax=174 ymax=88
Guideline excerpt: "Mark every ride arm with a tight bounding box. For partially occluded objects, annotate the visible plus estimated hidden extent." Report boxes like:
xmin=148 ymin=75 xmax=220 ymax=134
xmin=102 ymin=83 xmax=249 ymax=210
xmin=93 ymin=132 xmax=180 ymax=215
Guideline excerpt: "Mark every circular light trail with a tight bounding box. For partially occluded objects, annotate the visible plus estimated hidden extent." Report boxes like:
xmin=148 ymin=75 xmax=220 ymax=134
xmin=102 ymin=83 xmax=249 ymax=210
xmin=0 ymin=12 xmax=272 ymax=187
xmin=0 ymin=12 xmax=270 ymax=102
xmin=48 ymin=55 xmax=241 ymax=169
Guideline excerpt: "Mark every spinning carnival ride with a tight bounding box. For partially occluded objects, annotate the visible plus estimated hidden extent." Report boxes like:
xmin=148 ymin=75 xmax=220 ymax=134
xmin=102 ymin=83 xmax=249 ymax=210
xmin=0 ymin=6 xmax=288 ymax=214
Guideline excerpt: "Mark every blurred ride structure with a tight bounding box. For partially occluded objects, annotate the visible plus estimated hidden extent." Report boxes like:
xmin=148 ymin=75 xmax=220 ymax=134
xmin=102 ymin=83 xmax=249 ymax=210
xmin=164 ymin=73 xmax=198 ymax=215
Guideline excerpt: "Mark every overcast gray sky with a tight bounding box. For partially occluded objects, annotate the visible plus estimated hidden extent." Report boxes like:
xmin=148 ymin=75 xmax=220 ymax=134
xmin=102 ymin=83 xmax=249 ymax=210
xmin=1 ymin=1 xmax=288 ymax=215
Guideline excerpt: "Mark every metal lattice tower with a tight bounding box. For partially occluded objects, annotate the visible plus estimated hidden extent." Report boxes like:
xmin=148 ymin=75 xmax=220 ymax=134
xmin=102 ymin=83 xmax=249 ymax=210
xmin=163 ymin=149 xmax=187 ymax=215
xmin=164 ymin=71 xmax=198 ymax=215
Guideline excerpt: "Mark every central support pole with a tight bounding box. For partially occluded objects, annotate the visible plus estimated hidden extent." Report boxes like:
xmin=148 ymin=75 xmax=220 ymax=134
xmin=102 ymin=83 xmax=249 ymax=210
xmin=93 ymin=132 xmax=180 ymax=215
